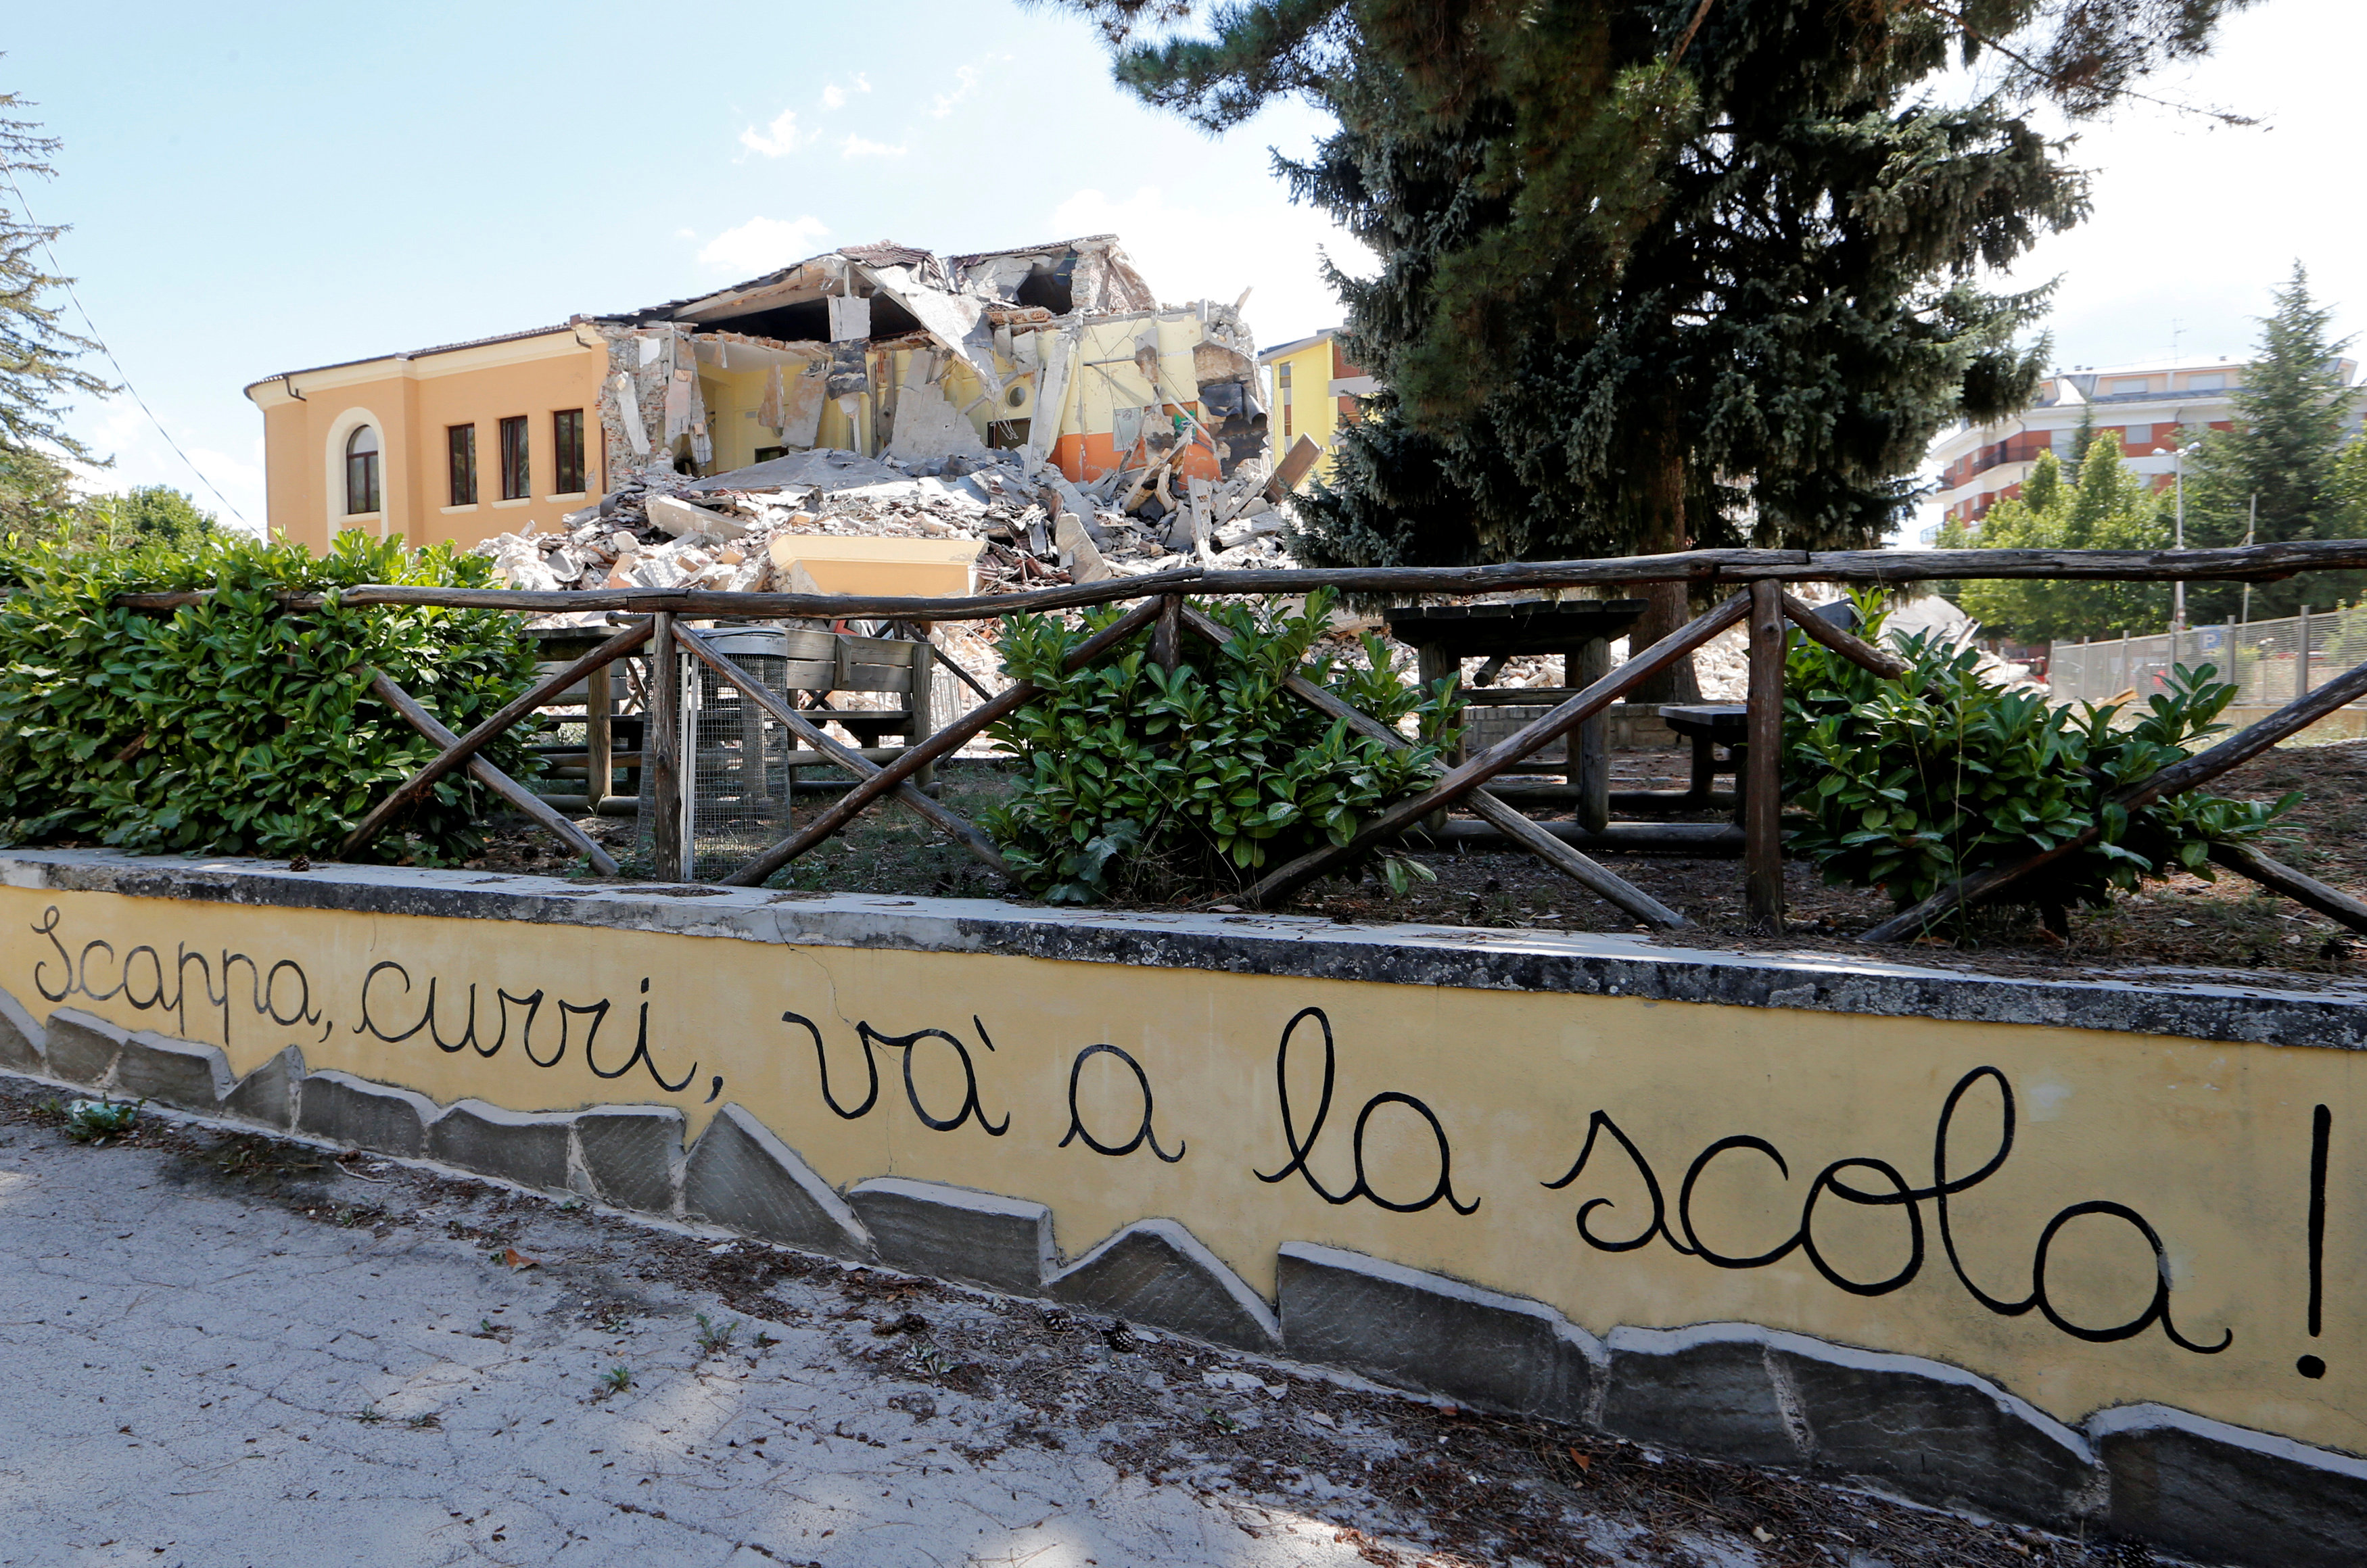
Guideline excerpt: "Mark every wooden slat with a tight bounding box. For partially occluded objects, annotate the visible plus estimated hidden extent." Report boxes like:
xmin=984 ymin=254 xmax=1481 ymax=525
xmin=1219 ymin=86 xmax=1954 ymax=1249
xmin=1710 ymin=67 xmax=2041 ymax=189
xmin=365 ymin=671 xmax=619 ymax=876
xmin=114 ymin=538 xmax=2367 ymax=622
xmin=2207 ymin=842 xmax=2367 ymax=936
xmin=1743 ymin=580 xmax=1785 ymax=933
xmin=1862 ymin=651 xmax=2367 ymax=941
xmin=649 ymin=613 xmax=686 ymax=880
xmin=1177 ymin=606 xmax=1686 ymax=929
xmin=1780 ymin=592 xmax=1911 ymax=681
xmin=674 ymin=624 xmax=1010 ymax=880
xmin=716 ymin=595 xmax=1167 ymax=888
xmin=337 ymin=619 xmax=652 ymax=860
xmin=1238 ymin=592 xmax=1754 ymax=909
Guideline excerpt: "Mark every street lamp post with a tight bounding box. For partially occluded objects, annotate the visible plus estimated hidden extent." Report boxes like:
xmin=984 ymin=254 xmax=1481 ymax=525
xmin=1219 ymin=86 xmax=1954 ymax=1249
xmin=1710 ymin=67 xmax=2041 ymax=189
xmin=2153 ymin=440 xmax=2203 ymax=635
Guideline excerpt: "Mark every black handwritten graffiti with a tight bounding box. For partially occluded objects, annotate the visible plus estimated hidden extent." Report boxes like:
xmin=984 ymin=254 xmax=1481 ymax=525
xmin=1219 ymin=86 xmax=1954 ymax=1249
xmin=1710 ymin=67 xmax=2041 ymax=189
xmin=1544 ymin=1066 xmax=2230 ymax=1354
xmin=30 ymin=906 xmax=329 ymax=1045
xmin=1256 ymin=1007 xmax=1478 ymax=1215
xmin=786 ymin=1010 xmax=1008 ymax=1136
xmin=2301 ymin=1104 xmax=2331 ymax=1379
xmin=1060 ymin=1044 xmax=1184 ymax=1163
xmin=354 ymin=962 xmax=699 ymax=1095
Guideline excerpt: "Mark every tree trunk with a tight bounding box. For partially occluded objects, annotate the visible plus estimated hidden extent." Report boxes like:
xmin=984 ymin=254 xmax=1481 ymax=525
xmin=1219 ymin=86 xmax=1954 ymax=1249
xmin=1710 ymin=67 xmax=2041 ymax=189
xmin=1626 ymin=430 xmax=1703 ymax=705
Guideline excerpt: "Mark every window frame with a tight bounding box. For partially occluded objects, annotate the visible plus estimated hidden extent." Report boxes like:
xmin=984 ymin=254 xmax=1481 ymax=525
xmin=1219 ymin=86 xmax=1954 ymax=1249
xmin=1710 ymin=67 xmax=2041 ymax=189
xmin=448 ymin=423 xmax=478 ymax=506
xmin=344 ymin=425 xmax=381 ymax=516
xmin=498 ymin=414 xmax=530 ymax=501
xmin=553 ymin=408 xmax=586 ymax=496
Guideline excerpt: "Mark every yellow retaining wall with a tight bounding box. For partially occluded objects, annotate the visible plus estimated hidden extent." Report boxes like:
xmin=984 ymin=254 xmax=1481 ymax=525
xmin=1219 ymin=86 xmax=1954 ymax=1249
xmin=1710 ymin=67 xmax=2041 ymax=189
xmin=2 ymin=865 xmax=2360 ymax=1461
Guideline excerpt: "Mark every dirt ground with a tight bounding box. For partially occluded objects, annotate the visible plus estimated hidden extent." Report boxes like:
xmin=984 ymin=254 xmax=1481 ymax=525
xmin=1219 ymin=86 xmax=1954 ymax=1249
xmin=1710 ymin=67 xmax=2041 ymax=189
xmin=0 ymin=1078 xmax=2182 ymax=1568
xmin=462 ymin=739 xmax=2367 ymax=987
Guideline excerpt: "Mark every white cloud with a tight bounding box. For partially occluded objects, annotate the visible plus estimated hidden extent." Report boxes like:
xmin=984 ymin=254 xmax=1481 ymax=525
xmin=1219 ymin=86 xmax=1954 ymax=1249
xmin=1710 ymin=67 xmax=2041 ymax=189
xmin=1048 ymin=185 xmax=1375 ymax=350
xmin=850 ymin=72 xmax=871 ymax=94
xmin=738 ymin=108 xmax=818 ymax=159
xmin=820 ymin=84 xmax=845 ymax=111
xmin=68 ymin=398 xmax=266 ymax=532
xmin=697 ymin=214 xmax=832 ymax=276
xmin=839 ymin=133 xmax=907 ymax=159
xmin=931 ymin=65 xmax=979 ymax=118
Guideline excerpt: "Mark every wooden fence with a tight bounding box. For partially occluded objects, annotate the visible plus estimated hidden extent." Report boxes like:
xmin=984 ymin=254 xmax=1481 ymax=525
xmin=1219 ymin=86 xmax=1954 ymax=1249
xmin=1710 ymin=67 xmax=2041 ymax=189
xmin=118 ymin=539 xmax=2367 ymax=943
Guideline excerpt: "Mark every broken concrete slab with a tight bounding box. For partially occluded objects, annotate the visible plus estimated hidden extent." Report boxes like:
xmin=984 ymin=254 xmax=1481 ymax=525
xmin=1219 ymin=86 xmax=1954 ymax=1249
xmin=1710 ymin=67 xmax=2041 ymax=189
xmin=681 ymin=1104 xmax=870 ymax=1260
xmin=0 ymin=986 xmax=43 ymax=1074
xmin=221 ymin=1046 xmax=304 ymax=1130
xmin=1048 ymin=1218 xmax=1279 ymax=1351
xmin=573 ymin=1105 xmax=684 ymax=1214
xmin=1599 ymin=1323 xmax=1801 ymax=1466
xmin=647 ymin=494 xmax=747 ymax=539
xmin=2091 ymin=1402 xmax=2367 ymax=1568
xmin=847 ymin=1177 xmax=1052 ymax=1296
xmin=296 ymin=1070 xmax=436 ymax=1158
xmin=1768 ymin=1333 xmax=2101 ymax=1527
xmin=112 ymin=1030 xmax=235 ymax=1112
xmin=427 ymin=1100 xmax=577 ymax=1193
xmin=1275 ymin=1243 xmax=1599 ymax=1425
xmin=42 ymin=1008 xmax=129 ymax=1089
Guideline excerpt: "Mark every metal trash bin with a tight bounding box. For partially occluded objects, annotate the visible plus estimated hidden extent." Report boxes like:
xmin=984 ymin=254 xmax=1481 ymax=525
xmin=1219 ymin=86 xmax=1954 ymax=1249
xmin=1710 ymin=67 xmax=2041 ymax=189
xmin=638 ymin=629 xmax=797 ymax=879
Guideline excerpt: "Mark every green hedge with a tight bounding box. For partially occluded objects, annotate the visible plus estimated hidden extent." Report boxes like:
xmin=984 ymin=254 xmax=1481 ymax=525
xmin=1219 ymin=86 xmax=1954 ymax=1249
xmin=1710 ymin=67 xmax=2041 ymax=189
xmin=981 ymin=591 xmax=1459 ymax=903
xmin=1781 ymin=592 xmax=2292 ymax=920
xmin=0 ymin=529 xmax=543 ymax=863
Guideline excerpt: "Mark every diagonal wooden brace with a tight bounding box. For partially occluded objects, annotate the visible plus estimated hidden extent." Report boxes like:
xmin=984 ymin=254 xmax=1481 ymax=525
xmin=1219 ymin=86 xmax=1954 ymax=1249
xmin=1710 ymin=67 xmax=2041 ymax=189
xmin=1239 ymin=591 xmax=1754 ymax=909
xmin=339 ymin=619 xmax=653 ymax=861
xmin=1175 ymin=606 xmax=1685 ymax=928
xmin=1861 ymin=650 xmax=2367 ymax=941
xmin=714 ymin=596 xmax=1166 ymax=888
xmin=365 ymin=670 xmax=619 ymax=876
xmin=672 ymin=623 xmax=1010 ymax=881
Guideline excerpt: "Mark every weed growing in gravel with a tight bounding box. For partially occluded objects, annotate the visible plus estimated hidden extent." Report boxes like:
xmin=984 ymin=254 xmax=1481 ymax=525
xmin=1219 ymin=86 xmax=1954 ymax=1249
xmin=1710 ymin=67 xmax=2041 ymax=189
xmin=62 ymin=1098 xmax=141 ymax=1145
xmin=356 ymin=1405 xmax=385 ymax=1424
xmin=695 ymin=1313 xmax=738 ymax=1356
xmin=206 ymin=1134 xmax=322 ymax=1183
xmin=597 ymin=1364 xmax=634 ymax=1398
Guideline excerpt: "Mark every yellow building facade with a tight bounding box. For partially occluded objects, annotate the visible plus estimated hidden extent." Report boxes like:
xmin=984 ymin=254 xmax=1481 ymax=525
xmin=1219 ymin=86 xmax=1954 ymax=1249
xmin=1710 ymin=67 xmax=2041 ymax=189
xmin=1259 ymin=328 xmax=1376 ymax=485
xmin=245 ymin=328 xmax=610 ymax=553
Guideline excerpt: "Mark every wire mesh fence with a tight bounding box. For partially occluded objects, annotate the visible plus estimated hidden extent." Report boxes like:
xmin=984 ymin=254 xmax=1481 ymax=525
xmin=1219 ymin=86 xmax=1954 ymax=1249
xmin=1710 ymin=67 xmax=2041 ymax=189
xmin=2049 ymin=604 xmax=2367 ymax=708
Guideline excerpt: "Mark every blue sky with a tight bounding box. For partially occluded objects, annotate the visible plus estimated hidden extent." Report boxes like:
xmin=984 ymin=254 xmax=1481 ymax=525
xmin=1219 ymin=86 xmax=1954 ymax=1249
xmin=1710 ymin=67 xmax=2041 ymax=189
xmin=7 ymin=0 xmax=2364 ymax=529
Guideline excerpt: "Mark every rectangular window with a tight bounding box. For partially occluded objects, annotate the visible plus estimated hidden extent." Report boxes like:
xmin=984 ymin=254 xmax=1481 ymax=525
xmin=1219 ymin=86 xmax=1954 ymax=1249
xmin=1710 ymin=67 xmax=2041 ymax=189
xmin=447 ymin=425 xmax=478 ymax=506
xmin=2186 ymin=373 xmax=2226 ymax=391
xmin=553 ymin=408 xmax=586 ymax=495
xmin=1278 ymin=363 xmax=1294 ymax=441
xmin=498 ymin=416 xmax=530 ymax=500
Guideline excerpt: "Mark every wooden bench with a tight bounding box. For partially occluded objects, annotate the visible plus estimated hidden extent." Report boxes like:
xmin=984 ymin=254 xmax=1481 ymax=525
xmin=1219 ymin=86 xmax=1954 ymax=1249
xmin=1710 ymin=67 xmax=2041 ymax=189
xmin=1658 ymin=704 xmax=1750 ymax=821
xmin=1382 ymin=600 xmax=1647 ymax=832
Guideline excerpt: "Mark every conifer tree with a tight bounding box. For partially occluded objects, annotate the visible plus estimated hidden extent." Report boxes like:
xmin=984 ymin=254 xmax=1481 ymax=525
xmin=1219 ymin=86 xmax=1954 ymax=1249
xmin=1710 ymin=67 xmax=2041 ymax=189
xmin=1044 ymin=0 xmax=2254 ymax=694
xmin=1 ymin=91 xmax=114 ymax=540
xmin=2180 ymin=264 xmax=2362 ymax=621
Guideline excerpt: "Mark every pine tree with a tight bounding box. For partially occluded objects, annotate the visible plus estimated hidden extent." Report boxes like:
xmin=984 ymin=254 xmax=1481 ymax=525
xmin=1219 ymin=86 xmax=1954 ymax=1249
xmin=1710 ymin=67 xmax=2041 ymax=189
xmin=1 ymin=91 xmax=114 ymax=541
xmin=2180 ymin=264 xmax=2362 ymax=621
xmin=1044 ymin=0 xmax=2251 ymax=696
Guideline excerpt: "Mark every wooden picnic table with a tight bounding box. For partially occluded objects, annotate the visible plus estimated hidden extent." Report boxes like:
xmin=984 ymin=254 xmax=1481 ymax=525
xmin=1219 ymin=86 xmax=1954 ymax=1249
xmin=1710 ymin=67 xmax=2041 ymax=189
xmin=1382 ymin=600 xmax=1647 ymax=832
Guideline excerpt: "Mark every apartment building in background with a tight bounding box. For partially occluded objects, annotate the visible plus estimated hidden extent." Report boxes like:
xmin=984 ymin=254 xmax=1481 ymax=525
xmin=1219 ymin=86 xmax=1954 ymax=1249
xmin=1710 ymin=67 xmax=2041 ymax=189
xmin=1259 ymin=328 xmax=1377 ymax=483
xmin=1930 ymin=356 xmax=2367 ymax=527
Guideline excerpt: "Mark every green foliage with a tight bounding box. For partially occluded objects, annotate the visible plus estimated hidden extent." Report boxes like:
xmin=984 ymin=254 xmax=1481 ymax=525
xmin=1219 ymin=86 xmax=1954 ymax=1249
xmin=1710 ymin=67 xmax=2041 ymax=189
xmin=2 ymin=92 xmax=116 ymax=467
xmin=980 ymin=591 xmax=1457 ymax=903
xmin=7 ymin=483 xmax=220 ymax=554
xmin=63 ymin=1097 xmax=139 ymax=1143
xmin=0 ymin=527 xmax=542 ymax=862
xmin=1783 ymin=592 xmax=2292 ymax=920
xmin=1956 ymin=434 xmax=2171 ymax=638
xmin=2182 ymin=264 xmax=2365 ymax=620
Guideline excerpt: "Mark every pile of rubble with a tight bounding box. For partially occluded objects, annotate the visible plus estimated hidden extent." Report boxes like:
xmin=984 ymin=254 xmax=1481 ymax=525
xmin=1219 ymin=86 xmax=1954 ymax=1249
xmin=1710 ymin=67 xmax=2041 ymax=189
xmin=474 ymin=441 xmax=1296 ymax=600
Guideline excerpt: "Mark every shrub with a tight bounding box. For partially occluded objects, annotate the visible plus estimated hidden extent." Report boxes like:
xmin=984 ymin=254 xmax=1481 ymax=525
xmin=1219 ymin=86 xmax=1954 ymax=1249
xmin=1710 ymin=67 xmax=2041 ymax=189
xmin=0 ymin=527 xmax=543 ymax=863
xmin=1782 ymin=592 xmax=2293 ymax=922
xmin=981 ymin=591 xmax=1459 ymax=903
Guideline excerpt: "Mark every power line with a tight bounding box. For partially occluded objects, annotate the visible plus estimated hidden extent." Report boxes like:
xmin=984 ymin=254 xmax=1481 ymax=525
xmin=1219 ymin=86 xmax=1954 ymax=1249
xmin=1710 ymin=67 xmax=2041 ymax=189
xmin=3 ymin=168 xmax=253 ymax=527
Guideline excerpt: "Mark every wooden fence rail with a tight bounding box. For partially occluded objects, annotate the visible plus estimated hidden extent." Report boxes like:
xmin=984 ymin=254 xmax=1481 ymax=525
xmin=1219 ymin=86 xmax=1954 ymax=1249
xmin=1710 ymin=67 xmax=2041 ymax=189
xmin=108 ymin=538 xmax=2367 ymax=942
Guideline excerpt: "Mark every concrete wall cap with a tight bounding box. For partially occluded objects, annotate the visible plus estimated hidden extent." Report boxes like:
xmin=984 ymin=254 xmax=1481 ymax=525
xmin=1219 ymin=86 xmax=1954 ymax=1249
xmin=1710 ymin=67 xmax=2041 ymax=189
xmin=2086 ymin=1402 xmax=2367 ymax=1477
xmin=1052 ymin=1217 xmax=1280 ymax=1343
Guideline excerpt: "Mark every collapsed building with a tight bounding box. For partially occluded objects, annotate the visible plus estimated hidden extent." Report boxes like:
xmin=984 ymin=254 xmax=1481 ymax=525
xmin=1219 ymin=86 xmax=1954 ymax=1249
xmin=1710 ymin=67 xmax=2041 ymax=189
xmin=484 ymin=235 xmax=1309 ymax=598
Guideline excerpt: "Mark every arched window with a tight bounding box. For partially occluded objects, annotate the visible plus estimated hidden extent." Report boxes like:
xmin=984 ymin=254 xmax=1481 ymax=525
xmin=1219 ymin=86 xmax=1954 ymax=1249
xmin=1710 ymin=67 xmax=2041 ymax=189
xmin=345 ymin=425 xmax=381 ymax=515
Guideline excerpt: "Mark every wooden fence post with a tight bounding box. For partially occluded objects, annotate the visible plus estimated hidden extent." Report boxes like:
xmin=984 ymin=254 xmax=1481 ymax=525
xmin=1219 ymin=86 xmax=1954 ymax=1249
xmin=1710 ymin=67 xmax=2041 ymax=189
xmin=650 ymin=613 xmax=685 ymax=881
xmin=584 ymin=663 xmax=612 ymax=812
xmin=1744 ymin=579 xmax=1785 ymax=933
xmin=1153 ymin=594 xmax=1184 ymax=672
